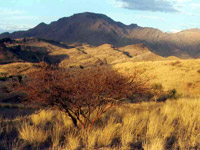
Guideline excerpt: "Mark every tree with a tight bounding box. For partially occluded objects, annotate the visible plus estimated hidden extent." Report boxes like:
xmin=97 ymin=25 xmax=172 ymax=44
xmin=17 ymin=63 xmax=150 ymax=130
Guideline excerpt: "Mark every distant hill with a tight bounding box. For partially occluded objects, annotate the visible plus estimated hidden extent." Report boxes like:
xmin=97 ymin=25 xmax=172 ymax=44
xmin=0 ymin=12 xmax=200 ymax=58
xmin=0 ymin=37 xmax=176 ymax=68
xmin=0 ymin=38 xmax=70 ymax=64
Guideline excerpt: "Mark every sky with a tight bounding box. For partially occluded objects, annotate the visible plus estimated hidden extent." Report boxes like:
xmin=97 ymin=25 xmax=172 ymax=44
xmin=0 ymin=0 xmax=200 ymax=33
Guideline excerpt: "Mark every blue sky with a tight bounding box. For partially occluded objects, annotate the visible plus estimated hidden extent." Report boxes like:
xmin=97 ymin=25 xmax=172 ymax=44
xmin=0 ymin=0 xmax=200 ymax=33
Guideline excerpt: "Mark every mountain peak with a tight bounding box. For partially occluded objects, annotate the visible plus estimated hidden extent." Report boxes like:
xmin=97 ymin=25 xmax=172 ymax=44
xmin=38 ymin=22 xmax=47 ymax=26
xmin=128 ymin=23 xmax=138 ymax=28
xmin=34 ymin=22 xmax=48 ymax=29
xmin=72 ymin=12 xmax=111 ymax=19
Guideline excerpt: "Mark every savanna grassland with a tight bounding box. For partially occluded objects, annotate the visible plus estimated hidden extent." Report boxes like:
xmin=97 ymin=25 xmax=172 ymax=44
xmin=1 ymin=98 xmax=200 ymax=149
xmin=114 ymin=59 xmax=200 ymax=96
xmin=1 ymin=38 xmax=200 ymax=150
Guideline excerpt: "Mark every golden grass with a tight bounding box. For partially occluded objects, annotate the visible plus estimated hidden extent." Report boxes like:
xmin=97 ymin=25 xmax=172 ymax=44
xmin=0 ymin=97 xmax=199 ymax=149
xmin=0 ymin=62 xmax=37 ymax=76
xmin=56 ymin=111 xmax=73 ymax=128
xmin=51 ymin=122 xmax=64 ymax=148
xmin=121 ymin=113 xmax=143 ymax=149
xmin=31 ymin=109 xmax=54 ymax=126
xmin=79 ymin=122 xmax=120 ymax=149
xmin=143 ymin=138 xmax=165 ymax=150
xmin=113 ymin=59 xmax=200 ymax=96
xmin=18 ymin=121 xmax=48 ymax=145
xmin=64 ymin=132 xmax=80 ymax=150
xmin=99 ymin=97 xmax=200 ymax=149
xmin=95 ymin=121 xmax=120 ymax=147
xmin=79 ymin=97 xmax=200 ymax=149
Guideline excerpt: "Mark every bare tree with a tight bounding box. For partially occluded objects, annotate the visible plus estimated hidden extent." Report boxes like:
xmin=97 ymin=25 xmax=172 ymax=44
xmin=17 ymin=63 xmax=150 ymax=130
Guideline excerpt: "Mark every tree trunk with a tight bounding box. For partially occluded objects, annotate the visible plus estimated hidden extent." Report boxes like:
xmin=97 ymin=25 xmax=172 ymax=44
xmin=66 ymin=109 xmax=77 ymax=127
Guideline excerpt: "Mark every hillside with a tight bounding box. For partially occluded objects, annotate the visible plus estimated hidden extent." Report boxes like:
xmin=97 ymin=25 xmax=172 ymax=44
xmin=114 ymin=59 xmax=200 ymax=96
xmin=0 ymin=37 xmax=172 ymax=68
xmin=1 ymin=37 xmax=199 ymax=100
xmin=1 ymin=12 xmax=200 ymax=58
xmin=0 ymin=37 xmax=199 ymax=97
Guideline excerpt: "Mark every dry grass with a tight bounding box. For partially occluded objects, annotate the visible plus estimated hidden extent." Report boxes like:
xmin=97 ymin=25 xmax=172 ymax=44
xmin=1 ymin=97 xmax=200 ymax=149
xmin=50 ymin=121 xmax=64 ymax=148
xmin=0 ymin=62 xmax=37 ymax=77
xmin=113 ymin=59 xmax=200 ymax=96
xmin=94 ymin=120 xmax=120 ymax=147
xmin=143 ymin=138 xmax=165 ymax=150
xmin=64 ymin=132 xmax=80 ymax=150
xmin=31 ymin=109 xmax=54 ymax=126
xmin=18 ymin=121 xmax=48 ymax=145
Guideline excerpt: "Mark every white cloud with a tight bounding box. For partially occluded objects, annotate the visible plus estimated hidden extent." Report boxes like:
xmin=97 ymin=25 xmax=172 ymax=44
xmin=7 ymin=15 xmax=38 ymax=20
xmin=111 ymin=0 xmax=129 ymax=8
xmin=0 ymin=8 xmax=37 ymax=32
xmin=169 ymin=0 xmax=200 ymax=12
xmin=171 ymin=0 xmax=191 ymax=2
xmin=0 ymin=8 xmax=31 ymax=20
xmin=0 ymin=8 xmax=25 ymax=15
xmin=190 ymin=3 xmax=200 ymax=9
xmin=0 ymin=22 xmax=33 ymax=31
xmin=180 ymin=23 xmax=200 ymax=29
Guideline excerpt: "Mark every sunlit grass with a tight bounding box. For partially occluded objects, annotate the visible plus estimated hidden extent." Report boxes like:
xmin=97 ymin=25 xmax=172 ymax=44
xmin=65 ymin=132 xmax=80 ymax=150
xmin=18 ymin=121 xmax=48 ymax=145
xmin=1 ymin=97 xmax=200 ymax=149
xmin=50 ymin=122 xmax=64 ymax=148
xmin=114 ymin=59 xmax=200 ymax=96
xmin=31 ymin=109 xmax=54 ymax=126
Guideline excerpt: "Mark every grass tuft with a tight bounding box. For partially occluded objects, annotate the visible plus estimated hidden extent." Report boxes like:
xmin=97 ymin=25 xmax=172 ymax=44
xmin=18 ymin=121 xmax=48 ymax=145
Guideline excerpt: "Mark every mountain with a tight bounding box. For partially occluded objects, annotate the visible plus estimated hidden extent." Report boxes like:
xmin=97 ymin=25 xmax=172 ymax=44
xmin=0 ymin=13 xmax=139 ymax=46
xmin=0 ymin=12 xmax=200 ymax=58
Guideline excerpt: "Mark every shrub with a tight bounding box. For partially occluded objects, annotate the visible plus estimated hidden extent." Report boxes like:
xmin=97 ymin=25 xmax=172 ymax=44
xmin=170 ymin=61 xmax=181 ymax=66
xmin=16 ymin=63 xmax=150 ymax=130
xmin=197 ymin=69 xmax=200 ymax=74
xmin=168 ymin=89 xmax=179 ymax=99
xmin=151 ymin=83 xmax=180 ymax=101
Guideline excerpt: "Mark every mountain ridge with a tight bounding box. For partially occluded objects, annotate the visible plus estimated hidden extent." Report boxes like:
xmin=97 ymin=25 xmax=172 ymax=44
xmin=0 ymin=12 xmax=200 ymax=58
